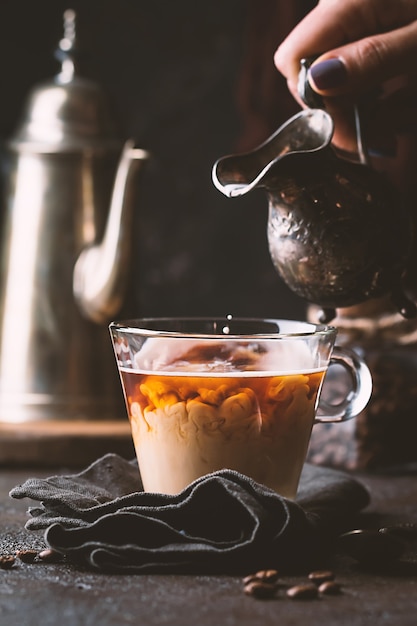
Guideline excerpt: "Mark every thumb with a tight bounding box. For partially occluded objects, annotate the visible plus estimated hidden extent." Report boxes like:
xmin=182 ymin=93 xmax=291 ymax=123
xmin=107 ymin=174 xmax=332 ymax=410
xmin=308 ymin=21 xmax=417 ymax=96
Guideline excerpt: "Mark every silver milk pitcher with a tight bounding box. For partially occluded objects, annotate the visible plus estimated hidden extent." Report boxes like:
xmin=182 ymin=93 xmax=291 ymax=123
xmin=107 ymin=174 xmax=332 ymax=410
xmin=212 ymin=108 xmax=415 ymax=323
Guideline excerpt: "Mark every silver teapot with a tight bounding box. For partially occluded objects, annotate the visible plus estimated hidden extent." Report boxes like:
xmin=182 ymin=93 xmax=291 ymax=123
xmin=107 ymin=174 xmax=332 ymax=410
xmin=0 ymin=11 xmax=149 ymax=422
xmin=212 ymin=107 xmax=415 ymax=322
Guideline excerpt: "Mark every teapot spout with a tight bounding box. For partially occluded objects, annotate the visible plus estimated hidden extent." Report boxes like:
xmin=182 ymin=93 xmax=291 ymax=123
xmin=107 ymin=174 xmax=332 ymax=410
xmin=212 ymin=109 xmax=333 ymax=197
xmin=73 ymin=140 xmax=149 ymax=324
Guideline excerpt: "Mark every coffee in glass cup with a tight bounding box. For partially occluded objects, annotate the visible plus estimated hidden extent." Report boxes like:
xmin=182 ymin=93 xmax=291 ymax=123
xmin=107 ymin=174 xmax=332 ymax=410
xmin=109 ymin=318 xmax=372 ymax=498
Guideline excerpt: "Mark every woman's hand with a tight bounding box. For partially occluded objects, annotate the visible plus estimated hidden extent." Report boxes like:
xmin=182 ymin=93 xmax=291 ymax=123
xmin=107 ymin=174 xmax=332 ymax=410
xmin=274 ymin=0 xmax=417 ymax=155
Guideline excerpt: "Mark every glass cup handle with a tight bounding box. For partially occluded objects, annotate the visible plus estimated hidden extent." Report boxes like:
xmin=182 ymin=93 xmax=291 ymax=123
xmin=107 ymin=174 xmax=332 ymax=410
xmin=315 ymin=345 xmax=372 ymax=423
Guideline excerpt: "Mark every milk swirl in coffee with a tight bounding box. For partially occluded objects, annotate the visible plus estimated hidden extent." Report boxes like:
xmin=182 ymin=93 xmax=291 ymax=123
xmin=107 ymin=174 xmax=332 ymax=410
xmin=118 ymin=338 xmax=325 ymax=497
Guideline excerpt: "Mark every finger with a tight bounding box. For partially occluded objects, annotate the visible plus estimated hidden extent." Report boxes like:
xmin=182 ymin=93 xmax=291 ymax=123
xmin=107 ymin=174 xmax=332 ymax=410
xmin=308 ymin=21 xmax=417 ymax=96
xmin=320 ymin=97 xmax=361 ymax=155
xmin=274 ymin=0 xmax=381 ymax=88
xmin=274 ymin=0 xmax=417 ymax=94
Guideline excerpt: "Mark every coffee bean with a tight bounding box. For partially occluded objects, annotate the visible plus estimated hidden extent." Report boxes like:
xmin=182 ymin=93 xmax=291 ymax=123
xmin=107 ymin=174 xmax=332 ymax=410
xmin=318 ymin=581 xmax=342 ymax=595
xmin=242 ymin=574 xmax=259 ymax=585
xmin=254 ymin=569 xmax=279 ymax=583
xmin=286 ymin=584 xmax=318 ymax=600
xmin=38 ymin=548 xmax=62 ymax=563
xmin=338 ymin=529 xmax=405 ymax=565
xmin=0 ymin=555 xmax=15 ymax=569
xmin=308 ymin=570 xmax=335 ymax=585
xmin=244 ymin=580 xmax=277 ymax=599
xmin=16 ymin=549 xmax=38 ymax=563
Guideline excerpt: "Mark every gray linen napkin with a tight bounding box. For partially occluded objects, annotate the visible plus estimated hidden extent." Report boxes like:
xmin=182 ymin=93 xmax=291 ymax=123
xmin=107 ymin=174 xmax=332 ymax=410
xmin=10 ymin=454 xmax=370 ymax=574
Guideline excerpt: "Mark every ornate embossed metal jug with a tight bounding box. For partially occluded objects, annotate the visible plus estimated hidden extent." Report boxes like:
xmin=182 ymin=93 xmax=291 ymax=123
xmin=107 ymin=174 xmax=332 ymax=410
xmin=212 ymin=107 xmax=415 ymax=322
xmin=0 ymin=11 xmax=149 ymax=422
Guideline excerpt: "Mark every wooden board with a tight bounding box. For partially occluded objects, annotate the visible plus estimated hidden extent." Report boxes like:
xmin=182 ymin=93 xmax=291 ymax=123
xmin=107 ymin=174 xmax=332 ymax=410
xmin=0 ymin=420 xmax=134 ymax=467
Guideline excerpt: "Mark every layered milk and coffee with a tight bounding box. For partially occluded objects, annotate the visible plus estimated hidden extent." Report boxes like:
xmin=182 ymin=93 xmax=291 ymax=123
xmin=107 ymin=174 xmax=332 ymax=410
xmin=117 ymin=337 xmax=326 ymax=497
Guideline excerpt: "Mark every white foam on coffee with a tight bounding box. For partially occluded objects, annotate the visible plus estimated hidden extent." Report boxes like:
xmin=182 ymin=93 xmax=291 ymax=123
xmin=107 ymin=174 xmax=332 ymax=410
xmin=132 ymin=337 xmax=317 ymax=375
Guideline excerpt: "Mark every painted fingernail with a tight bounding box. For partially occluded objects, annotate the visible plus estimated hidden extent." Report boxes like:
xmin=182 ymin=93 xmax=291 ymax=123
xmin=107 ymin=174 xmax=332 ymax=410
xmin=309 ymin=58 xmax=348 ymax=91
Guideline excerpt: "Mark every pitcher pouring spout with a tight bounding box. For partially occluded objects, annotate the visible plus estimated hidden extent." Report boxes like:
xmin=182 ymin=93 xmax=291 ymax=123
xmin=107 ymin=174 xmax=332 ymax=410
xmin=212 ymin=109 xmax=333 ymax=197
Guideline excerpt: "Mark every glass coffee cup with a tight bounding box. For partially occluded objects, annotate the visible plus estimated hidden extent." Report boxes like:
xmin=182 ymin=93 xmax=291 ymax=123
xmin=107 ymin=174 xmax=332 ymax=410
xmin=109 ymin=318 xmax=372 ymax=498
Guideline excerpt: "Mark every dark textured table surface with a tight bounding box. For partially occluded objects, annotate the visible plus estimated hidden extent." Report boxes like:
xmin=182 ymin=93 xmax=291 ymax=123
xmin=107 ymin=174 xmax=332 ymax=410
xmin=1 ymin=464 xmax=417 ymax=626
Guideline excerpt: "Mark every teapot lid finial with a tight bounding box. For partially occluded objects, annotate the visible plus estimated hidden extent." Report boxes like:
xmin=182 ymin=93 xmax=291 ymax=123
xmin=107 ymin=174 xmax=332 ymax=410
xmin=55 ymin=9 xmax=77 ymax=83
xmin=9 ymin=7 xmax=120 ymax=152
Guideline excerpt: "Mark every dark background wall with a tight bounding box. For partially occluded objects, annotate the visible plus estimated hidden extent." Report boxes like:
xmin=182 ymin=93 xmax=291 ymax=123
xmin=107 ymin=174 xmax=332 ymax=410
xmin=0 ymin=0 xmax=314 ymax=321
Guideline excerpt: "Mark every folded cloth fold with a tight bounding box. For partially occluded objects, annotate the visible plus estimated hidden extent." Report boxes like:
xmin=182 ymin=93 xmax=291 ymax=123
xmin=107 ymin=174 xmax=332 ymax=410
xmin=10 ymin=454 xmax=370 ymax=575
